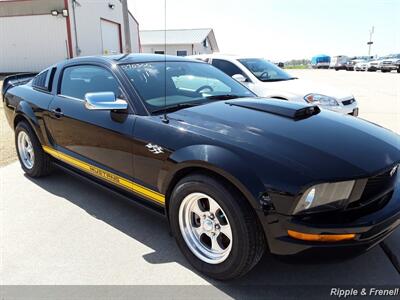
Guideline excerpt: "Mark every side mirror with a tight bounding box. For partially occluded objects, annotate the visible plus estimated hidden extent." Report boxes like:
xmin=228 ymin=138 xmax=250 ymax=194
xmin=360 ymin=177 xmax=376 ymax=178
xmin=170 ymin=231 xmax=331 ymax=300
xmin=232 ymin=74 xmax=247 ymax=83
xmin=84 ymin=92 xmax=128 ymax=111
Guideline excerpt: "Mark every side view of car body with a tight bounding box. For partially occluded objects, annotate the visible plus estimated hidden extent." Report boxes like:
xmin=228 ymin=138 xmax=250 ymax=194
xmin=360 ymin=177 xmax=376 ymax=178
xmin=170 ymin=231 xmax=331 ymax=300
xmin=3 ymin=54 xmax=400 ymax=280
xmin=191 ymin=54 xmax=359 ymax=116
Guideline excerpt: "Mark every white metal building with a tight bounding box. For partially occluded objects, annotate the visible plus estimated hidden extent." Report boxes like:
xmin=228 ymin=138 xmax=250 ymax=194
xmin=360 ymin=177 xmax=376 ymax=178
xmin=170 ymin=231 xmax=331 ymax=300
xmin=0 ymin=0 xmax=141 ymax=73
xmin=140 ymin=28 xmax=219 ymax=56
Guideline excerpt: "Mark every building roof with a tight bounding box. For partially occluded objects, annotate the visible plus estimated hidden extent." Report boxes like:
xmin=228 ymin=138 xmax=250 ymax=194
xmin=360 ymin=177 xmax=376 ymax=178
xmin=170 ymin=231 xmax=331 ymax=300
xmin=140 ymin=28 xmax=219 ymax=51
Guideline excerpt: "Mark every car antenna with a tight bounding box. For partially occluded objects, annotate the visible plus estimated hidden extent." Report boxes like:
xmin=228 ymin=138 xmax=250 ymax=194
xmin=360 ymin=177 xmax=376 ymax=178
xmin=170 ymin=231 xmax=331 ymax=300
xmin=161 ymin=0 xmax=169 ymax=124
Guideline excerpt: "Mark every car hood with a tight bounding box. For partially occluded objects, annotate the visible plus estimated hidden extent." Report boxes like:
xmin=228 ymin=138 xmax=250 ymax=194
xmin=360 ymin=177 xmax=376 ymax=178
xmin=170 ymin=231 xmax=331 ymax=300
xmin=257 ymin=78 xmax=353 ymax=100
xmin=171 ymin=98 xmax=400 ymax=182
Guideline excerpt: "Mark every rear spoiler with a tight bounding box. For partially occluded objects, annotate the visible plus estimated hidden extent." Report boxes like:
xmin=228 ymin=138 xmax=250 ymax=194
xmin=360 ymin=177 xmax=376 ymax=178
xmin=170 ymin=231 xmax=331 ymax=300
xmin=2 ymin=73 xmax=37 ymax=100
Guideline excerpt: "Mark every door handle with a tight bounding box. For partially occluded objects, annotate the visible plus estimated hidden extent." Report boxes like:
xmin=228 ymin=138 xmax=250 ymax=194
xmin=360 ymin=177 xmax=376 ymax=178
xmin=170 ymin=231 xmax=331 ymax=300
xmin=51 ymin=108 xmax=64 ymax=118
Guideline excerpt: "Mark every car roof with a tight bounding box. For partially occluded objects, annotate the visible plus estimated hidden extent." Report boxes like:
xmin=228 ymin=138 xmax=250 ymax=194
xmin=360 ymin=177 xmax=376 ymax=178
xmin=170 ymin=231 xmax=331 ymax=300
xmin=190 ymin=54 xmax=268 ymax=61
xmin=65 ymin=53 xmax=200 ymax=65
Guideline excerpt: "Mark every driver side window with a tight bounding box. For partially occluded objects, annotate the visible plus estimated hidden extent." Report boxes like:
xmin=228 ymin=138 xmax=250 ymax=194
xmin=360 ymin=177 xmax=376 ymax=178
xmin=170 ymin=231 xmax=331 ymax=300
xmin=211 ymin=59 xmax=245 ymax=77
xmin=60 ymin=65 xmax=125 ymax=100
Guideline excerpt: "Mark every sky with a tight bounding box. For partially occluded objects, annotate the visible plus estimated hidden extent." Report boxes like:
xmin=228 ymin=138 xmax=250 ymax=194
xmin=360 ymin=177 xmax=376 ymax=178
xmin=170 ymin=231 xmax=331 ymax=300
xmin=127 ymin=0 xmax=399 ymax=61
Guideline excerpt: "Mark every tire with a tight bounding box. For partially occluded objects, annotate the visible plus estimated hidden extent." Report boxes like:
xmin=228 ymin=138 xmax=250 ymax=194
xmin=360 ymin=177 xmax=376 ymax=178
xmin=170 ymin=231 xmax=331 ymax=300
xmin=15 ymin=121 xmax=53 ymax=177
xmin=397 ymin=69 xmax=400 ymax=73
xmin=169 ymin=173 xmax=265 ymax=280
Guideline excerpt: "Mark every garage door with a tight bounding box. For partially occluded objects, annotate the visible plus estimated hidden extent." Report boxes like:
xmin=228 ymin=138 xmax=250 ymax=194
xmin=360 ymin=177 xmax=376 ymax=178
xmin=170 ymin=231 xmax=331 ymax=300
xmin=0 ymin=15 xmax=68 ymax=72
xmin=100 ymin=19 xmax=122 ymax=55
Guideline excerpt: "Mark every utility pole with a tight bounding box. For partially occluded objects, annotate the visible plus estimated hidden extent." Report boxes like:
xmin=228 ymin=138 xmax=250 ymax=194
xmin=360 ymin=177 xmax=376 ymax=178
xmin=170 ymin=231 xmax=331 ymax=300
xmin=121 ymin=0 xmax=132 ymax=53
xmin=367 ymin=26 xmax=374 ymax=57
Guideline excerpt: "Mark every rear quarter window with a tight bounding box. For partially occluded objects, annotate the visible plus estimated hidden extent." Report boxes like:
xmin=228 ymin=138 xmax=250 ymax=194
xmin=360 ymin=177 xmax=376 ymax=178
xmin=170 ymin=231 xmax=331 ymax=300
xmin=32 ymin=67 xmax=56 ymax=92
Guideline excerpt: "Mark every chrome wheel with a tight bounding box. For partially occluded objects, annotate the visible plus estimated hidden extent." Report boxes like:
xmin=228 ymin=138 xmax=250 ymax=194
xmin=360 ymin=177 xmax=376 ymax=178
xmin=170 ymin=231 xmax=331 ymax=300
xmin=17 ymin=131 xmax=35 ymax=169
xmin=179 ymin=192 xmax=233 ymax=264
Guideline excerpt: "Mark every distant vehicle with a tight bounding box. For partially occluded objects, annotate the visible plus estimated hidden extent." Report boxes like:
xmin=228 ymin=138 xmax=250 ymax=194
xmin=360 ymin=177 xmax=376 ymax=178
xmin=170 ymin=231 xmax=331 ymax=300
xmin=367 ymin=59 xmax=380 ymax=72
xmin=191 ymin=54 xmax=359 ymax=116
xmin=346 ymin=56 xmax=374 ymax=71
xmin=311 ymin=54 xmax=331 ymax=69
xmin=354 ymin=60 xmax=369 ymax=71
xmin=378 ymin=54 xmax=400 ymax=73
xmin=330 ymin=55 xmax=350 ymax=71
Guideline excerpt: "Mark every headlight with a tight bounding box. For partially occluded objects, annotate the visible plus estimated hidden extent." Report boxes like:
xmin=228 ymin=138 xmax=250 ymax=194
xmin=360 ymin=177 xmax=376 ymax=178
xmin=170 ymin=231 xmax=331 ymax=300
xmin=293 ymin=180 xmax=355 ymax=214
xmin=304 ymin=94 xmax=340 ymax=106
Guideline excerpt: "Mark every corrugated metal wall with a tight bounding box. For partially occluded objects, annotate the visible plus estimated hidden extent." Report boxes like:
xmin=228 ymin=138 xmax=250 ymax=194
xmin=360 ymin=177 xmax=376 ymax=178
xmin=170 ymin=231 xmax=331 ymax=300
xmin=0 ymin=0 xmax=64 ymax=17
xmin=0 ymin=15 xmax=68 ymax=72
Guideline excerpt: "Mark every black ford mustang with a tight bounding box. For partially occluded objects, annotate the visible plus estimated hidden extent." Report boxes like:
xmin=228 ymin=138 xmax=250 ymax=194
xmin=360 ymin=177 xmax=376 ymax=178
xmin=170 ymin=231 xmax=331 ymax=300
xmin=2 ymin=54 xmax=400 ymax=280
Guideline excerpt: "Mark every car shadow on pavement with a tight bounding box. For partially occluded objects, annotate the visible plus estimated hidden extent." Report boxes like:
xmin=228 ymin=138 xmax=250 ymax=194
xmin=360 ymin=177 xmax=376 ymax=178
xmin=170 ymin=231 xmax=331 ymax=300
xmin=25 ymin=167 xmax=400 ymax=297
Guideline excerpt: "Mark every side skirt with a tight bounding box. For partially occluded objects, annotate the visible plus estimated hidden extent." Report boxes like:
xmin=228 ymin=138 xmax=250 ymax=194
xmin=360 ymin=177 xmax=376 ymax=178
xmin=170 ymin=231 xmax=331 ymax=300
xmin=53 ymin=161 xmax=166 ymax=217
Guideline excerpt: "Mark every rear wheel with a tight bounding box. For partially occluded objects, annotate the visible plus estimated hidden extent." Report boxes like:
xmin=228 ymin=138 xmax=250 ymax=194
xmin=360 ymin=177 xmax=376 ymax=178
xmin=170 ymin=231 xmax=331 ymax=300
xmin=169 ymin=173 xmax=265 ymax=280
xmin=15 ymin=121 xmax=53 ymax=177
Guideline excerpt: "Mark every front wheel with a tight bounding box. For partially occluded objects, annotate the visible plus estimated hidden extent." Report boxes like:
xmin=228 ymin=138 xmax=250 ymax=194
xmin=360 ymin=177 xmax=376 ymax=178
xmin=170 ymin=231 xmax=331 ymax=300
xmin=169 ymin=173 xmax=265 ymax=280
xmin=15 ymin=121 xmax=53 ymax=177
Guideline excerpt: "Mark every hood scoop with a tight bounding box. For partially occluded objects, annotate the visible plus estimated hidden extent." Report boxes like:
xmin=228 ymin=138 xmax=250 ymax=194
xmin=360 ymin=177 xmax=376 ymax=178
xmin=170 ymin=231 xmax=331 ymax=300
xmin=225 ymin=99 xmax=320 ymax=120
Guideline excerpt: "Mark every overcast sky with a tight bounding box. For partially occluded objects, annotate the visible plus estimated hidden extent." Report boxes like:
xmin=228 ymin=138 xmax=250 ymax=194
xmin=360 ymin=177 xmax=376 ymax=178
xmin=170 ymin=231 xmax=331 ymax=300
xmin=127 ymin=0 xmax=399 ymax=61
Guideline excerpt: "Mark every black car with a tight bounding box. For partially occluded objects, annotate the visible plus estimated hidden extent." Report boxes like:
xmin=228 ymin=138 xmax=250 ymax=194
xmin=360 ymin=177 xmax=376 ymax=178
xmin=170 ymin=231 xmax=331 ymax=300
xmin=2 ymin=54 xmax=400 ymax=280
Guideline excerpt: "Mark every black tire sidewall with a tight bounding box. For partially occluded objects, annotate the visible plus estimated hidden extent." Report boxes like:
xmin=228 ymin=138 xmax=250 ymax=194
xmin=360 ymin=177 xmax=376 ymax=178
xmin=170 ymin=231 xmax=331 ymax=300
xmin=15 ymin=121 xmax=47 ymax=176
xmin=169 ymin=176 xmax=255 ymax=280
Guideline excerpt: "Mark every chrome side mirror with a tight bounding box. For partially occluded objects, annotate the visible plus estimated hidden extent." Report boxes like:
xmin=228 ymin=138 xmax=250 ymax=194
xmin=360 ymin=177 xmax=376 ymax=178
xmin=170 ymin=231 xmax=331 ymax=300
xmin=232 ymin=74 xmax=247 ymax=83
xmin=84 ymin=92 xmax=128 ymax=111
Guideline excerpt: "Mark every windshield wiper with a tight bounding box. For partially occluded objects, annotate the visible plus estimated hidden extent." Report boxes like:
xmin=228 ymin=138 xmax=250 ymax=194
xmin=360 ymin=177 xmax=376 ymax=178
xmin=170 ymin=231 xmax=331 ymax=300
xmin=205 ymin=94 xmax=248 ymax=100
xmin=260 ymin=78 xmax=293 ymax=82
xmin=151 ymin=102 xmax=200 ymax=114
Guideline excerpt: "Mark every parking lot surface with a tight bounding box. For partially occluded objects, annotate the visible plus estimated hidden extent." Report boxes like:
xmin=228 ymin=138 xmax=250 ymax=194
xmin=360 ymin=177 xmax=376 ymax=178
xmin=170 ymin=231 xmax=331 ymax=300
xmin=1 ymin=70 xmax=399 ymax=298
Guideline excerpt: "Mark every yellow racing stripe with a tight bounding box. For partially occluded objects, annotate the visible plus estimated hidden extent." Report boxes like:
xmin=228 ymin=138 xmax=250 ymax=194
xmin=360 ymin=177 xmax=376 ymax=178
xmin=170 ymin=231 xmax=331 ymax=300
xmin=42 ymin=145 xmax=165 ymax=204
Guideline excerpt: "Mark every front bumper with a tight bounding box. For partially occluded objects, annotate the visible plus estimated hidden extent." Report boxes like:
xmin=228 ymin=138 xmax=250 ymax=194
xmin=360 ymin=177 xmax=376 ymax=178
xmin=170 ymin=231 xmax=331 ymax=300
xmin=258 ymin=182 xmax=400 ymax=257
xmin=323 ymin=101 xmax=359 ymax=116
xmin=380 ymin=65 xmax=398 ymax=71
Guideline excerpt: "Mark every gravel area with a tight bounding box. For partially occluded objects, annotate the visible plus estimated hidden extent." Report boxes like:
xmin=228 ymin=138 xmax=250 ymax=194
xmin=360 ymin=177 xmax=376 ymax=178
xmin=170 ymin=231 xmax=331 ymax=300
xmin=0 ymin=77 xmax=17 ymax=166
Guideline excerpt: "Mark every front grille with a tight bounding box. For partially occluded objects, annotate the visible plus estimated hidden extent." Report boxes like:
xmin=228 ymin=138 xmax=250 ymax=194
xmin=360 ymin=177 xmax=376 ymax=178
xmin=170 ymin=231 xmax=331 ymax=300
xmin=342 ymin=98 xmax=355 ymax=106
xmin=347 ymin=167 xmax=397 ymax=211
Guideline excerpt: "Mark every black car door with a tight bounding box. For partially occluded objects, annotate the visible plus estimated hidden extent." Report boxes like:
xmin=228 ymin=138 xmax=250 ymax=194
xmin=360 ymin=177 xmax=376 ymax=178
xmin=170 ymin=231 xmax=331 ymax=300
xmin=47 ymin=64 xmax=135 ymax=177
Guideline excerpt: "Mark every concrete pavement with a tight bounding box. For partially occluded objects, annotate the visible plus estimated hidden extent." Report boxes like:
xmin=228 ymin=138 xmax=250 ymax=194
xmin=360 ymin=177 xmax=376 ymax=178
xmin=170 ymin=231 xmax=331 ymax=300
xmin=1 ymin=162 xmax=399 ymax=298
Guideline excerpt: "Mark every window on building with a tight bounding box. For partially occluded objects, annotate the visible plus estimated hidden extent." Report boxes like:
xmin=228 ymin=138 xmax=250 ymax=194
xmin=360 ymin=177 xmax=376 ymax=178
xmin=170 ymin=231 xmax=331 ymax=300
xmin=203 ymin=39 xmax=208 ymax=48
xmin=154 ymin=51 xmax=165 ymax=54
xmin=176 ymin=50 xmax=188 ymax=57
xmin=60 ymin=65 xmax=122 ymax=100
xmin=211 ymin=59 xmax=246 ymax=78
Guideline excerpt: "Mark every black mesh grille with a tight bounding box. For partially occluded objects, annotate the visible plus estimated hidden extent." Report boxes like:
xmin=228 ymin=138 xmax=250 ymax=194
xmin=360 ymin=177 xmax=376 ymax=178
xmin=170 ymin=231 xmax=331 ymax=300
xmin=347 ymin=167 xmax=397 ymax=210
xmin=342 ymin=98 xmax=355 ymax=106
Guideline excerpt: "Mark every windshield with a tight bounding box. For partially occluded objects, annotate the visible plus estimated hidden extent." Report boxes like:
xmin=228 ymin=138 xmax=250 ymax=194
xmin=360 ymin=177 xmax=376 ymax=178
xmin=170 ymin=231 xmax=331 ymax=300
xmin=238 ymin=58 xmax=295 ymax=82
xmin=120 ymin=61 xmax=254 ymax=113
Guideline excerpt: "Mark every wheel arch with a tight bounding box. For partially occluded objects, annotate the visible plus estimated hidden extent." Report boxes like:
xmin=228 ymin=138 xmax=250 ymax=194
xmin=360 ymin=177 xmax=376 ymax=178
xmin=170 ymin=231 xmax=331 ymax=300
xmin=160 ymin=145 xmax=266 ymax=218
xmin=13 ymin=101 xmax=46 ymax=145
